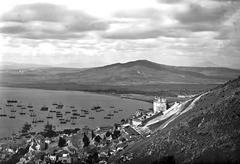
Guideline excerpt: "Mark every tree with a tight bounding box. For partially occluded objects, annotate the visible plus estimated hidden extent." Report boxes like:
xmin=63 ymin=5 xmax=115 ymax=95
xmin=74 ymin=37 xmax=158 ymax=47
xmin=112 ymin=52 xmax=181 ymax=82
xmin=105 ymin=131 xmax=111 ymax=138
xmin=43 ymin=122 xmax=57 ymax=138
xmin=83 ymin=133 xmax=90 ymax=147
xmin=94 ymin=135 xmax=102 ymax=143
xmin=21 ymin=122 xmax=31 ymax=134
xmin=58 ymin=137 xmax=67 ymax=147
xmin=121 ymin=119 xmax=126 ymax=124
xmin=112 ymin=129 xmax=121 ymax=139
xmin=91 ymin=130 xmax=96 ymax=139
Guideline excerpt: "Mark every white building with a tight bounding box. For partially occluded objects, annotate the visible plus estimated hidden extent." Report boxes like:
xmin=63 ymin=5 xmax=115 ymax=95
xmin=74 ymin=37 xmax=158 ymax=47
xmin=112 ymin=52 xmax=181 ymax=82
xmin=153 ymin=97 xmax=167 ymax=114
xmin=132 ymin=118 xmax=142 ymax=126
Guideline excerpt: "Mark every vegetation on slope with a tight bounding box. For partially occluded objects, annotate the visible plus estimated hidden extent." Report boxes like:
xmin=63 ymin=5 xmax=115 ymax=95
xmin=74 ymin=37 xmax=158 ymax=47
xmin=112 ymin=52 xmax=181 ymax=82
xmin=113 ymin=76 xmax=240 ymax=164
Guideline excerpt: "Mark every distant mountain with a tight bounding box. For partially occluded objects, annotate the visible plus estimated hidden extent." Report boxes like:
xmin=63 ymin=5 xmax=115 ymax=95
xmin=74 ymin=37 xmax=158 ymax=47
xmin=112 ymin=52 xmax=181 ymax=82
xmin=58 ymin=60 xmax=240 ymax=85
xmin=112 ymin=76 xmax=240 ymax=164
xmin=1 ymin=60 xmax=240 ymax=86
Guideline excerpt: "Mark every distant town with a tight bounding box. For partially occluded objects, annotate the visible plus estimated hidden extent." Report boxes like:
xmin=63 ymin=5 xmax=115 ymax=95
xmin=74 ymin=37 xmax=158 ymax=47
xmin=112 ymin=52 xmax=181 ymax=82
xmin=0 ymin=96 xmax=187 ymax=164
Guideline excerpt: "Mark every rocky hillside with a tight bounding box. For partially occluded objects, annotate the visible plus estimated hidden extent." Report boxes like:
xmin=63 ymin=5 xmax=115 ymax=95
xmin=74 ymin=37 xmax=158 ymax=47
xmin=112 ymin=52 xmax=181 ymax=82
xmin=112 ymin=76 xmax=240 ymax=164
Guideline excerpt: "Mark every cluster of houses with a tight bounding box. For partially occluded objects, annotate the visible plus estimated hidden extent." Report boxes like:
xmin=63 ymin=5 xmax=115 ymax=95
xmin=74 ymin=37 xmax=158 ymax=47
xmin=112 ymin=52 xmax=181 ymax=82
xmin=0 ymin=97 xmax=172 ymax=164
xmin=129 ymin=97 xmax=168 ymax=127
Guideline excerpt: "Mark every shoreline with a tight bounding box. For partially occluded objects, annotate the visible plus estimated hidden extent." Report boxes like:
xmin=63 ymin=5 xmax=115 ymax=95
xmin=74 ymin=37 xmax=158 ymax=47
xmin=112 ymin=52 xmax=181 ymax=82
xmin=0 ymin=85 xmax=152 ymax=104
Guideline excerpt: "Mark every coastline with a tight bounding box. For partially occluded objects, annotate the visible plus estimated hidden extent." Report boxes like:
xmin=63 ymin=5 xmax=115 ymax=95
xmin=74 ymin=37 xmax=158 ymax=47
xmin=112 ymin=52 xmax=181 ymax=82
xmin=0 ymin=85 xmax=153 ymax=104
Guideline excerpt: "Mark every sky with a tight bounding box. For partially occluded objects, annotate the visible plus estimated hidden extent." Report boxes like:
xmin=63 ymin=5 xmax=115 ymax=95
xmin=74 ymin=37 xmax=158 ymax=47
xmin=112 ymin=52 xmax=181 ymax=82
xmin=0 ymin=0 xmax=240 ymax=68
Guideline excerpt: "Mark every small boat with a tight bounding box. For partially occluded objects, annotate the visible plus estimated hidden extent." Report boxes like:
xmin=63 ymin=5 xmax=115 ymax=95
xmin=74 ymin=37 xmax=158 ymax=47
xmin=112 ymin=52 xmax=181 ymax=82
xmin=113 ymin=111 xmax=118 ymax=113
xmin=46 ymin=116 xmax=53 ymax=119
xmin=104 ymin=116 xmax=111 ymax=119
xmin=56 ymin=104 xmax=63 ymax=109
xmin=72 ymin=113 xmax=79 ymax=116
xmin=27 ymin=105 xmax=33 ymax=108
xmin=72 ymin=109 xmax=77 ymax=112
xmin=110 ymin=106 xmax=115 ymax=108
xmin=6 ymin=104 xmax=13 ymax=107
xmin=80 ymin=115 xmax=86 ymax=117
xmin=0 ymin=114 xmax=7 ymax=117
xmin=71 ymin=116 xmax=77 ymax=119
xmin=7 ymin=100 xmax=18 ymax=103
xmin=19 ymin=112 xmax=26 ymax=115
xmin=40 ymin=106 xmax=48 ymax=111
xmin=65 ymin=111 xmax=71 ymax=114
xmin=89 ymin=117 xmax=95 ymax=119
xmin=91 ymin=105 xmax=101 ymax=110
xmin=30 ymin=113 xmax=36 ymax=117
xmin=107 ymin=113 xmax=114 ymax=117
xmin=29 ymin=109 xmax=34 ymax=112
xmin=9 ymin=116 xmax=16 ymax=119
xmin=70 ymin=106 xmax=75 ymax=108
xmin=38 ymin=119 xmax=44 ymax=123
xmin=60 ymin=121 xmax=67 ymax=124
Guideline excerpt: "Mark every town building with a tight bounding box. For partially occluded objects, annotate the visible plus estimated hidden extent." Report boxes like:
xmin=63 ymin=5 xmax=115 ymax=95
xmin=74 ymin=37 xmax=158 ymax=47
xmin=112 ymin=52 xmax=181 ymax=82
xmin=153 ymin=97 xmax=167 ymax=114
xmin=132 ymin=118 xmax=142 ymax=126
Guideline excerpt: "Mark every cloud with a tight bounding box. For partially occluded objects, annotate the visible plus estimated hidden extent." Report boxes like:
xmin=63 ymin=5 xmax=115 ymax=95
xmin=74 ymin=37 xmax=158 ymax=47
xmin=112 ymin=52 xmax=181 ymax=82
xmin=175 ymin=3 xmax=228 ymax=24
xmin=211 ymin=0 xmax=240 ymax=2
xmin=114 ymin=8 xmax=163 ymax=19
xmin=0 ymin=23 xmax=27 ymax=34
xmin=103 ymin=28 xmax=192 ymax=40
xmin=157 ymin=0 xmax=183 ymax=4
xmin=0 ymin=3 xmax=109 ymax=39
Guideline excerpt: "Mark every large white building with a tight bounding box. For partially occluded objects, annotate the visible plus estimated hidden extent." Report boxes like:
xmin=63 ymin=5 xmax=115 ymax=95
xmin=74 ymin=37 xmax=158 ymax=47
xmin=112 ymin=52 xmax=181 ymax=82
xmin=153 ymin=97 xmax=167 ymax=114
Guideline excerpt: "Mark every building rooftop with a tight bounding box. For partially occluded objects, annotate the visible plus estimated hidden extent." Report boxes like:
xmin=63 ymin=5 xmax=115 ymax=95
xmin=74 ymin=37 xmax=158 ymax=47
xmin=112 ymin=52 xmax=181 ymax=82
xmin=123 ymin=126 xmax=139 ymax=136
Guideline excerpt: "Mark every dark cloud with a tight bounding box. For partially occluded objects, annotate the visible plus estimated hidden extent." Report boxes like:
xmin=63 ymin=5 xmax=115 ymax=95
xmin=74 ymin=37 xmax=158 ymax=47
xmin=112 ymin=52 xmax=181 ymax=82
xmin=0 ymin=24 xmax=27 ymax=34
xmin=114 ymin=8 xmax=163 ymax=19
xmin=211 ymin=0 xmax=240 ymax=2
xmin=173 ymin=3 xmax=234 ymax=32
xmin=103 ymin=28 xmax=191 ymax=40
xmin=175 ymin=3 xmax=228 ymax=24
xmin=0 ymin=3 xmax=109 ymax=39
xmin=181 ymin=22 xmax=219 ymax=32
xmin=1 ymin=3 xmax=64 ymax=22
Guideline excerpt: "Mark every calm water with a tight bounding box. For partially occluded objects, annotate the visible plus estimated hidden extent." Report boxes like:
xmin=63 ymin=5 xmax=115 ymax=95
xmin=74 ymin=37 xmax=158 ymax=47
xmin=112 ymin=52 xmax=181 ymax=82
xmin=0 ymin=87 xmax=151 ymax=138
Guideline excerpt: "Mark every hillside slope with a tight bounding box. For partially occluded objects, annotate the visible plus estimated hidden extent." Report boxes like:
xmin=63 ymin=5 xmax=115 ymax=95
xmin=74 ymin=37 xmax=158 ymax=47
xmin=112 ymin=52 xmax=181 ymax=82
xmin=61 ymin=60 xmax=240 ymax=85
xmin=1 ymin=60 xmax=240 ymax=86
xmin=113 ymin=76 xmax=240 ymax=164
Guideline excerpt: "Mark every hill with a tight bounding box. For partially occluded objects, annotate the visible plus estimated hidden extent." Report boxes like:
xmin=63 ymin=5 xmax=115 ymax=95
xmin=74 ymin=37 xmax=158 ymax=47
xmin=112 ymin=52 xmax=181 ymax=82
xmin=1 ymin=60 xmax=240 ymax=85
xmin=0 ymin=60 xmax=239 ymax=97
xmin=57 ymin=60 xmax=240 ymax=85
xmin=112 ymin=76 xmax=240 ymax=164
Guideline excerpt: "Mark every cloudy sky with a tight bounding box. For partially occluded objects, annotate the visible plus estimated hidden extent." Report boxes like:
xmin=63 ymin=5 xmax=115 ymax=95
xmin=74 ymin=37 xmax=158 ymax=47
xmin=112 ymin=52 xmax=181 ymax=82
xmin=0 ymin=0 xmax=240 ymax=68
